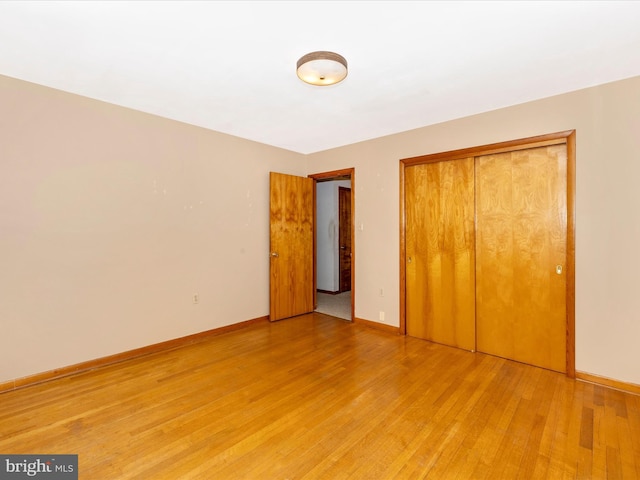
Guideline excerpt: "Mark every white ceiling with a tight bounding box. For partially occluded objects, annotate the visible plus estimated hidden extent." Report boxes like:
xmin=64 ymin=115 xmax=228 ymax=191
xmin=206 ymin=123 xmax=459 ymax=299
xmin=1 ymin=1 xmax=639 ymax=154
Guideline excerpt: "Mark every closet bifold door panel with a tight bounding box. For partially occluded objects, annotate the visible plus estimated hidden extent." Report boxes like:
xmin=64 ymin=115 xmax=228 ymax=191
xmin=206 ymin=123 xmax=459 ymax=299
xmin=405 ymin=157 xmax=476 ymax=351
xmin=475 ymin=145 xmax=567 ymax=373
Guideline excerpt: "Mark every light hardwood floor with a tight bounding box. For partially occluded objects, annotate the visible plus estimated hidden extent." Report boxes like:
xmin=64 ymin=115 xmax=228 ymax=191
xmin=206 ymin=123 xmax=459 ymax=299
xmin=1 ymin=313 xmax=639 ymax=479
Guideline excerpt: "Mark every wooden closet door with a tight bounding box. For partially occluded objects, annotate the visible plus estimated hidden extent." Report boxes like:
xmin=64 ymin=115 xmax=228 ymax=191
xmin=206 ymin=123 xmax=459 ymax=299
xmin=475 ymin=145 xmax=567 ymax=372
xmin=405 ymin=158 xmax=476 ymax=350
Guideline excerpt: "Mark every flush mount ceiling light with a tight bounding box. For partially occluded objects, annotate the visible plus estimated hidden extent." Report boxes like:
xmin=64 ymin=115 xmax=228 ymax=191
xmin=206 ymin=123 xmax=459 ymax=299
xmin=296 ymin=51 xmax=348 ymax=86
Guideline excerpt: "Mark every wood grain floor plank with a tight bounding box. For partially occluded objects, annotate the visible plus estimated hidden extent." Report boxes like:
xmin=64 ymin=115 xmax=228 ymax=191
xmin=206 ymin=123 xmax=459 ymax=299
xmin=1 ymin=313 xmax=639 ymax=479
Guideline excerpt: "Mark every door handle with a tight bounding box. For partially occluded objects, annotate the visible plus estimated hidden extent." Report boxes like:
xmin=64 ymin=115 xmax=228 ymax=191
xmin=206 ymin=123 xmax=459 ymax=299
xmin=340 ymin=246 xmax=347 ymax=250
xmin=556 ymin=264 xmax=563 ymax=275
xmin=270 ymin=252 xmax=279 ymax=258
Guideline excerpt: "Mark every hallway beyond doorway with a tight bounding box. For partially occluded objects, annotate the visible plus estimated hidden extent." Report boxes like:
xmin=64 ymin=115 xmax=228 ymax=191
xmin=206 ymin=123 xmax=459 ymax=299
xmin=315 ymin=291 xmax=351 ymax=320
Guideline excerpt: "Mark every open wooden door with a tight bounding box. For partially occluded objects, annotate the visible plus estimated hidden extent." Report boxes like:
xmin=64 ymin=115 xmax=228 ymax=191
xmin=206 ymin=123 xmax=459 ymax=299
xmin=269 ymin=172 xmax=314 ymax=321
xmin=338 ymin=186 xmax=352 ymax=293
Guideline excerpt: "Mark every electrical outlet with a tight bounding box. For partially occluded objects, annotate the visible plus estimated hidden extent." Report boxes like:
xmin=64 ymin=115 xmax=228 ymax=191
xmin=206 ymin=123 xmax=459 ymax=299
xmin=193 ymin=294 xmax=199 ymax=304
xmin=379 ymin=311 xmax=385 ymax=322
xmin=379 ymin=288 xmax=384 ymax=297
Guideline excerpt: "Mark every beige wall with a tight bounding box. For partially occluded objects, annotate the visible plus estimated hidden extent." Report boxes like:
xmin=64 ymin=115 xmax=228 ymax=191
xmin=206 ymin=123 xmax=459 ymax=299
xmin=3 ymin=73 xmax=640 ymax=387
xmin=307 ymin=75 xmax=640 ymax=385
xmin=0 ymin=75 xmax=306 ymax=383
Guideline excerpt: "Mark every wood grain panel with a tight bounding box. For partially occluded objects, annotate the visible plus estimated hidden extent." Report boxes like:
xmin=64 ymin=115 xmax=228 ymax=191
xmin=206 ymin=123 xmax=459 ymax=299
xmin=401 ymin=130 xmax=575 ymax=167
xmin=269 ymin=172 xmax=314 ymax=321
xmin=405 ymin=158 xmax=475 ymax=350
xmin=476 ymin=145 xmax=567 ymax=372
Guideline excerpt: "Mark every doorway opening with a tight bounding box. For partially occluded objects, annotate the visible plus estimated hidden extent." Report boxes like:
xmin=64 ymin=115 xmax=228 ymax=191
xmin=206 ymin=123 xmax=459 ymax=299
xmin=309 ymin=168 xmax=354 ymax=321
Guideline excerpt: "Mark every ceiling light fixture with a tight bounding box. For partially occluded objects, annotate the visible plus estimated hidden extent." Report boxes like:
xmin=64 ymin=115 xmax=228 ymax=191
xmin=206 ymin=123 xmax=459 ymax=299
xmin=296 ymin=51 xmax=348 ymax=86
